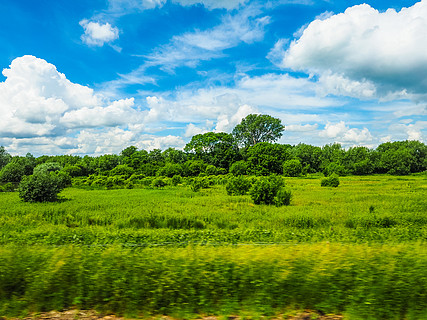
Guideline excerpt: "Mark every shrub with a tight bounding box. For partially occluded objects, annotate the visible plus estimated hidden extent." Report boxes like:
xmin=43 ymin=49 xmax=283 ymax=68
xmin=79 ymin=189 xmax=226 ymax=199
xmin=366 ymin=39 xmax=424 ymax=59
xmin=0 ymin=182 xmax=15 ymax=192
xmin=190 ymin=177 xmax=211 ymax=192
xmin=18 ymin=172 xmax=65 ymax=202
xmin=282 ymin=159 xmax=303 ymax=177
xmin=0 ymin=161 xmax=25 ymax=183
xmin=152 ymin=178 xmax=167 ymax=188
xmin=205 ymin=165 xmax=218 ymax=176
xmin=171 ymin=175 xmax=182 ymax=186
xmin=226 ymin=175 xmax=252 ymax=196
xmin=274 ymin=188 xmax=292 ymax=206
xmin=321 ymin=174 xmax=340 ymax=187
xmin=109 ymin=164 xmax=134 ymax=178
xmin=229 ymin=160 xmax=248 ymax=175
xmin=33 ymin=162 xmax=62 ymax=175
xmin=324 ymin=162 xmax=347 ymax=176
xmin=249 ymin=175 xmax=284 ymax=205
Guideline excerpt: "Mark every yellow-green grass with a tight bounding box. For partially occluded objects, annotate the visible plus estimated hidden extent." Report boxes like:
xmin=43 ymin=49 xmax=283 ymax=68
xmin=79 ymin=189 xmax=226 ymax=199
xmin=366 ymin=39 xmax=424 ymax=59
xmin=0 ymin=175 xmax=426 ymax=245
xmin=2 ymin=243 xmax=427 ymax=319
xmin=1 ymin=175 xmax=427 ymax=319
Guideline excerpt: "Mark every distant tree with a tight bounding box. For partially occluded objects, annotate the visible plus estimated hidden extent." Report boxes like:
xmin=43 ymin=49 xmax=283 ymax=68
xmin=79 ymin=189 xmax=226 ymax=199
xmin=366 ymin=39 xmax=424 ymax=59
xmin=344 ymin=147 xmax=374 ymax=175
xmin=33 ymin=162 xmax=62 ymax=175
xmin=246 ymin=142 xmax=292 ymax=175
xmin=229 ymin=160 xmax=248 ymax=176
xmin=282 ymin=159 xmax=303 ymax=177
xmin=0 ymin=155 xmax=36 ymax=183
xmin=0 ymin=146 xmax=12 ymax=170
xmin=320 ymin=143 xmax=345 ymax=172
xmin=232 ymin=114 xmax=285 ymax=148
xmin=184 ymin=132 xmax=239 ymax=169
xmin=121 ymin=146 xmax=138 ymax=158
xmin=292 ymin=143 xmax=322 ymax=173
xmin=162 ymin=148 xmax=188 ymax=164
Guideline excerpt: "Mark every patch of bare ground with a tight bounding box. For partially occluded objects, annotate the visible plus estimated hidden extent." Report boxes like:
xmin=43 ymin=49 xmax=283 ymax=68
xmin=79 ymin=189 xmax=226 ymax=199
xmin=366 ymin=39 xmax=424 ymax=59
xmin=4 ymin=310 xmax=344 ymax=320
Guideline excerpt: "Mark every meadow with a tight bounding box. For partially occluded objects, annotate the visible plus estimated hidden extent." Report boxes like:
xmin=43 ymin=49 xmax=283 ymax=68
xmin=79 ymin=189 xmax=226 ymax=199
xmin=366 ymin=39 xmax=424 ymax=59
xmin=1 ymin=174 xmax=427 ymax=319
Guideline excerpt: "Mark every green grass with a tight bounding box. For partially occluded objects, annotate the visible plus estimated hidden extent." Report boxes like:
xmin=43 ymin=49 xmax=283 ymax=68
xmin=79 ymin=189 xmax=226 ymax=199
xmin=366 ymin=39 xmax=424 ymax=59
xmin=0 ymin=174 xmax=426 ymax=319
xmin=0 ymin=175 xmax=426 ymax=245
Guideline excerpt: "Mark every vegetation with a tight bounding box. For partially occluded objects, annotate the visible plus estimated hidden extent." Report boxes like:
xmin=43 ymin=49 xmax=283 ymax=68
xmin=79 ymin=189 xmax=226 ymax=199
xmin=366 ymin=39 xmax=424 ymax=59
xmin=0 ymin=116 xmax=426 ymax=319
xmin=0 ymin=174 xmax=426 ymax=318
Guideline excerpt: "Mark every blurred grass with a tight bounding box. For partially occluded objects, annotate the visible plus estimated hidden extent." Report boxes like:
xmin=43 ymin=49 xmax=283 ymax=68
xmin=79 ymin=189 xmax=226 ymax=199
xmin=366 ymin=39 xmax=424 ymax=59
xmin=0 ymin=174 xmax=426 ymax=319
xmin=2 ymin=243 xmax=427 ymax=319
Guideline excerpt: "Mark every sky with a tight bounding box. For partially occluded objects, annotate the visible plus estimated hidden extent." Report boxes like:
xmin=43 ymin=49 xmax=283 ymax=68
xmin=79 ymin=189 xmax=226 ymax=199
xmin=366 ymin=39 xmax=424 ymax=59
xmin=0 ymin=0 xmax=426 ymax=156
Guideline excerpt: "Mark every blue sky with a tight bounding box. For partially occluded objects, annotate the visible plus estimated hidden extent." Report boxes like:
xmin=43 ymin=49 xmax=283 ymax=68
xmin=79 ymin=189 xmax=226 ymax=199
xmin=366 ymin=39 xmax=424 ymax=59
xmin=0 ymin=0 xmax=426 ymax=156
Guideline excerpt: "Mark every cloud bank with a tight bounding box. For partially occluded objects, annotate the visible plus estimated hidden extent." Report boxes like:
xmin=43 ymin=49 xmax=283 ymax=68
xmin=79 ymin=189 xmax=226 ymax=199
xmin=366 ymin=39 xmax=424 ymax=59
xmin=280 ymin=1 xmax=427 ymax=101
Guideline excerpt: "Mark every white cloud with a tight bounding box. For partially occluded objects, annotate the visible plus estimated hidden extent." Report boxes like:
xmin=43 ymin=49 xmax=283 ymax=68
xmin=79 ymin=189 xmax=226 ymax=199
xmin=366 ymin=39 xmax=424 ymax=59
xmin=174 ymin=0 xmax=247 ymax=10
xmin=80 ymin=20 xmax=119 ymax=46
xmin=139 ymin=135 xmax=185 ymax=151
xmin=0 ymin=55 xmax=148 ymax=155
xmin=320 ymin=121 xmax=373 ymax=144
xmin=215 ymin=104 xmax=256 ymax=132
xmin=108 ymin=0 xmax=166 ymax=12
xmin=317 ymin=73 xmax=376 ymax=99
xmin=282 ymin=1 xmax=427 ymax=101
xmin=286 ymin=123 xmax=318 ymax=132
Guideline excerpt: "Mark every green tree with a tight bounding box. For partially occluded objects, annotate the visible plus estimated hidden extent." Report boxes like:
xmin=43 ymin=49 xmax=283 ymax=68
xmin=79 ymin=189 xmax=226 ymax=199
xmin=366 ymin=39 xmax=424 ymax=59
xmin=282 ymin=159 xmax=303 ymax=177
xmin=18 ymin=171 xmax=65 ymax=202
xmin=292 ymin=143 xmax=322 ymax=173
xmin=0 ymin=146 xmax=12 ymax=170
xmin=232 ymin=114 xmax=285 ymax=148
xmin=0 ymin=155 xmax=36 ymax=183
xmin=184 ymin=132 xmax=239 ymax=169
xmin=246 ymin=142 xmax=292 ymax=175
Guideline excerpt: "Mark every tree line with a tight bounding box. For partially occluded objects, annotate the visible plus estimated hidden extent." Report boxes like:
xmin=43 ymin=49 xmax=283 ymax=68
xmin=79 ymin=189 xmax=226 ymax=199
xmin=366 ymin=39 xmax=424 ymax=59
xmin=0 ymin=114 xmax=426 ymax=188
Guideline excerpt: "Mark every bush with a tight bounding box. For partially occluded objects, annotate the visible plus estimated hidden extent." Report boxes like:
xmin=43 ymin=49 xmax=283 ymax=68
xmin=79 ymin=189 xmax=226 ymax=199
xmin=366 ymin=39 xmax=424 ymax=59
xmin=324 ymin=162 xmax=347 ymax=176
xmin=0 ymin=182 xmax=15 ymax=192
xmin=282 ymin=159 xmax=303 ymax=177
xmin=274 ymin=188 xmax=292 ymax=206
xmin=229 ymin=160 xmax=248 ymax=175
xmin=249 ymin=175 xmax=284 ymax=205
xmin=226 ymin=175 xmax=252 ymax=196
xmin=33 ymin=162 xmax=62 ymax=175
xmin=171 ymin=175 xmax=182 ymax=186
xmin=205 ymin=165 xmax=218 ymax=176
xmin=152 ymin=178 xmax=167 ymax=188
xmin=18 ymin=172 xmax=65 ymax=202
xmin=321 ymin=174 xmax=340 ymax=187
xmin=0 ymin=161 xmax=25 ymax=183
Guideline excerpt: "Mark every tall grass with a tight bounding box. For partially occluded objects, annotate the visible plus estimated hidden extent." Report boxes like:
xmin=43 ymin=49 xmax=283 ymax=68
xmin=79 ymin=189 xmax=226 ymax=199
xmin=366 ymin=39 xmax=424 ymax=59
xmin=0 ymin=175 xmax=426 ymax=318
xmin=2 ymin=244 xmax=427 ymax=319
xmin=0 ymin=175 xmax=426 ymax=245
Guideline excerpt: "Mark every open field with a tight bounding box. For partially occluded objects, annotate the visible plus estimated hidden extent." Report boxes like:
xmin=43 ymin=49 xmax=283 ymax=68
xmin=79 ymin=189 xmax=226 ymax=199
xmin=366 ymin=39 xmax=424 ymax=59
xmin=1 ymin=175 xmax=427 ymax=319
xmin=1 ymin=175 xmax=426 ymax=246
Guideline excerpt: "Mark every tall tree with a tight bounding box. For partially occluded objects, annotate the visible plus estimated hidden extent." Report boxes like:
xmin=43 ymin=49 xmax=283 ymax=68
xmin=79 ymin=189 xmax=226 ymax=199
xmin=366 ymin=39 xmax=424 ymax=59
xmin=232 ymin=114 xmax=285 ymax=148
xmin=184 ymin=132 xmax=239 ymax=169
xmin=0 ymin=146 xmax=12 ymax=170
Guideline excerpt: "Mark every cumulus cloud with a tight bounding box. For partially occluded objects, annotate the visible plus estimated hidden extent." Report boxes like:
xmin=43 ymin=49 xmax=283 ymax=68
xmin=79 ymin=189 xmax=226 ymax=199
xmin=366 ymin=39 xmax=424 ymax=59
xmin=80 ymin=19 xmax=119 ymax=46
xmin=0 ymin=55 xmax=145 ymax=155
xmin=281 ymin=1 xmax=427 ymax=101
xmin=320 ymin=121 xmax=373 ymax=144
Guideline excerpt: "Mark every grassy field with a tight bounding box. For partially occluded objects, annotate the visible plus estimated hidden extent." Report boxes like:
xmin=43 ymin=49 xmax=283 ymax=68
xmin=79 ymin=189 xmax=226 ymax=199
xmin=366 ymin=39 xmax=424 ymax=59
xmin=1 ymin=175 xmax=427 ymax=319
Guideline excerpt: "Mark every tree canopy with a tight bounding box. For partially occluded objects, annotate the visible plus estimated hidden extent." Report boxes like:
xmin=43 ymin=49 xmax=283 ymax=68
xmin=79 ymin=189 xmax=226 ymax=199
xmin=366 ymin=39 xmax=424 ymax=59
xmin=232 ymin=114 xmax=285 ymax=148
